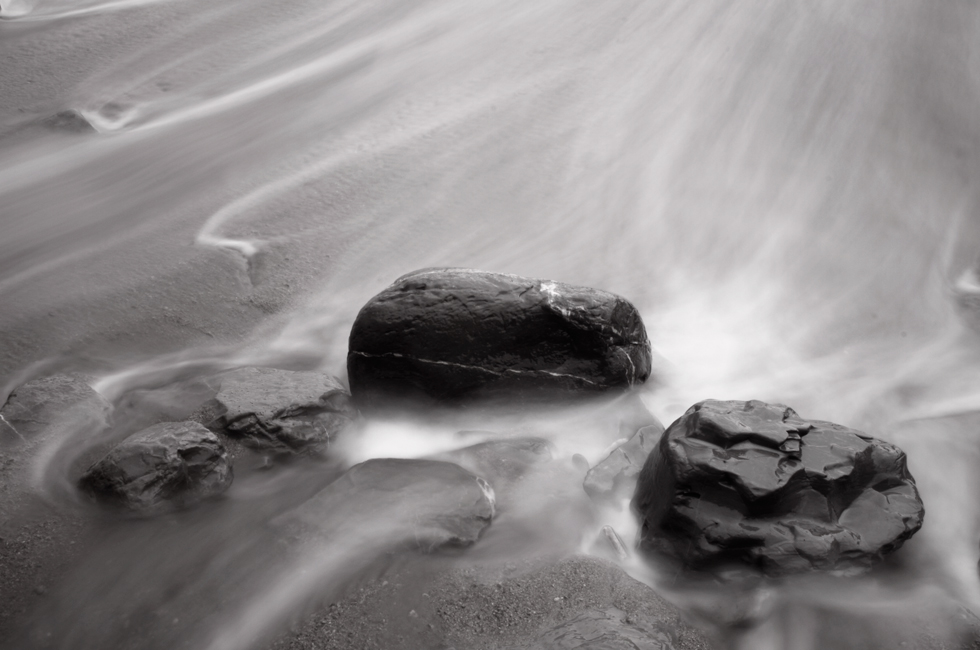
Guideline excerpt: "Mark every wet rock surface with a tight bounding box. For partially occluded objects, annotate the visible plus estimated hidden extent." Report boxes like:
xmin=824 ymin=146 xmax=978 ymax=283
xmin=201 ymin=367 xmax=357 ymax=455
xmin=584 ymin=421 xmax=665 ymax=502
xmin=632 ymin=399 xmax=924 ymax=576
xmin=436 ymin=437 xmax=555 ymax=483
xmin=347 ymin=268 xmax=652 ymax=408
xmin=0 ymin=374 xmax=110 ymax=445
xmin=79 ymin=421 xmax=232 ymax=511
xmin=277 ymin=458 xmax=495 ymax=552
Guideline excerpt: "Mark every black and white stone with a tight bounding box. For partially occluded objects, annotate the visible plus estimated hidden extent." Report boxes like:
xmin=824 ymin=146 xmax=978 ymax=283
xmin=347 ymin=268 xmax=652 ymax=408
xmin=632 ymin=399 xmax=924 ymax=576
xmin=201 ymin=367 xmax=357 ymax=455
xmin=0 ymin=374 xmax=110 ymax=446
xmin=584 ymin=421 xmax=665 ymax=502
xmin=277 ymin=458 xmax=495 ymax=552
xmin=79 ymin=421 xmax=232 ymax=511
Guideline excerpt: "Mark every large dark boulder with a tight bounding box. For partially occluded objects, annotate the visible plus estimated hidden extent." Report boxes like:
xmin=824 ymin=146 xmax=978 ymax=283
xmin=79 ymin=421 xmax=232 ymax=511
xmin=347 ymin=268 xmax=652 ymax=408
xmin=0 ymin=374 xmax=110 ymax=445
xmin=631 ymin=400 xmax=924 ymax=576
xmin=277 ymin=458 xmax=494 ymax=552
xmin=201 ymin=367 xmax=357 ymax=455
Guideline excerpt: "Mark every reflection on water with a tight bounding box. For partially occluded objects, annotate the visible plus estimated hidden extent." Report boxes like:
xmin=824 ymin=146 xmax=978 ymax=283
xmin=1 ymin=0 xmax=980 ymax=648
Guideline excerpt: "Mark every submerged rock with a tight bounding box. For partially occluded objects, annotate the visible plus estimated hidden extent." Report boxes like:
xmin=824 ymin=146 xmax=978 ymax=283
xmin=0 ymin=374 xmax=110 ymax=445
xmin=584 ymin=421 xmax=665 ymax=502
xmin=278 ymin=458 xmax=494 ymax=552
xmin=632 ymin=400 xmax=924 ymax=576
xmin=432 ymin=437 xmax=555 ymax=510
xmin=435 ymin=437 xmax=555 ymax=483
xmin=347 ymin=268 xmax=652 ymax=408
xmin=79 ymin=421 xmax=232 ymax=511
xmin=202 ymin=367 xmax=357 ymax=455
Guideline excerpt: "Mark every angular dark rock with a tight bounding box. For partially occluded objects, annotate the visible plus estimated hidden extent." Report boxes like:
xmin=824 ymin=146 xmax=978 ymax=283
xmin=347 ymin=268 xmax=652 ymax=408
xmin=631 ymin=399 xmax=924 ymax=576
xmin=201 ymin=367 xmax=357 ymax=455
xmin=584 ymin=421 xmax=665 ymax=502
xmin=79 ymin=421 xmax=232 ymax=511
xmin=0 ymin=374 xmax=110 ymax=445
xmin=276 ymin=458 xmax=494 ymax=552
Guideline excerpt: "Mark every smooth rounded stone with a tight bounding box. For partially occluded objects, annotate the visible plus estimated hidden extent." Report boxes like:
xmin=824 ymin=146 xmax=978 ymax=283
xmin=201 ymin=367 xmax=357 ymax=455
xmin=276 ymin=458 xmax=494 ymax=552
xmin=631 ymin=400 xmax=924 ymax=576
xmin=347 ymin=268 xmax=652 ymax=408
xmin=584 ymin=421 xmax=665 ymax=502
xmin=0 ymin=374 xmax=110 ymax=445
xmin=78 ymin=421 xmax=232 ymax=511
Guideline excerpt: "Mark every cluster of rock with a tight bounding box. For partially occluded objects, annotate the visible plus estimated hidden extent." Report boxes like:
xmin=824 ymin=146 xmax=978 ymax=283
xmin=2 ymin=268 xmax=927 ymax=573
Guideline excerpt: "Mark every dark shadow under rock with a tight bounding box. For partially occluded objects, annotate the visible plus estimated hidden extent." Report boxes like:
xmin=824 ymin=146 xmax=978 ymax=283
xmin=347 ymin=268 xmax=652 ymax=410
xmin=632 ymin=399 xmax=924 ymax=577
xmin=275 ymin=458 xmax=495 ymax=553
xmin=79 ymin=420 xmax=232 ymax=512
xmin=201 ymin=367 xmax=357 ymax=456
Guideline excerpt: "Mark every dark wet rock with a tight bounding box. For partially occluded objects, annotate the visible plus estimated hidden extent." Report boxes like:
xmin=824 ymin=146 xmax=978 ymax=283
xmin=585 ymin=421 xmax=665 ymax=502
xmin=0 ymin=374 xmax=110 ymax=445
xmin=79 ymin=421 xmax=232 ymax=511
xmin=39 ymin=110 xmax=96 ymax=133
xmin=277 ymin=458 xmax=494 ymax=552
xmin=632 ymin=399 xmax=924 ymax=576
xmin=347 ymin=268 xmax=652 ymax=408
xmin=201 ymin=367 xmax=357 ymax=455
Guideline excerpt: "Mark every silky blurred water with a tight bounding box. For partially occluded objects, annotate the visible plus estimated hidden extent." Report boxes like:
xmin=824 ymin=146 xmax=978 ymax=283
xmin=1 ymin=1 xmax=980 ymax=648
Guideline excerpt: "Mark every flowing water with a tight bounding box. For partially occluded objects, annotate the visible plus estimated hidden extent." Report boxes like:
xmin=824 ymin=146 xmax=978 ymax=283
xmin=1 ymin=1 xmax=980 ymax=648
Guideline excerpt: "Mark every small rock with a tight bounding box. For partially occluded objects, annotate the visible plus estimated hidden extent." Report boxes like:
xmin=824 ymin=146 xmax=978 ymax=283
xmin=584 ymin=421 xmax=664 ymax=502
xmin=276 ymin=458 xmax=494 ymax=552
xmin=39 ymin=109 xmax=96 ymax=133
xmin=632 ymin=400 xmax=924 ymax=576
xmin=79 ymin=421 xmax=232 ymax=511
xmin=1 ymin=374 xmax=110 ymax=445
xmin=347 ymin=268 xmax=652 ymax=409
xmin=600 ymin=525 xmax=630 ymax=562
xmin=202 ymin=367 xmax=357 ymax=455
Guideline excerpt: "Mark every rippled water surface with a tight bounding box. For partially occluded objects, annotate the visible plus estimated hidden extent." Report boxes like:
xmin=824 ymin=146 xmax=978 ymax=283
xmin=2 ymin=1 xmax=980 ymax=649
